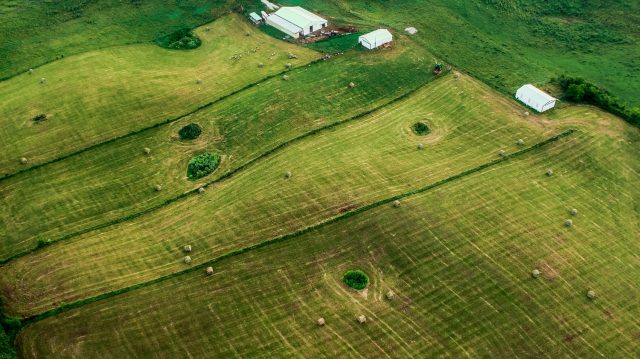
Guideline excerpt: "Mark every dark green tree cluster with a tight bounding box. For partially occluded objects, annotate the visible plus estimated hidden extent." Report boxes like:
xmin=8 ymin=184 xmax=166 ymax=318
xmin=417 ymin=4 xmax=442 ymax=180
xmin=187 ymin=152 xmax=219 ymax=180
xmin=178 ymin=123 xmax=202 ymax=140
xmin=555 ymin=76 xmax=639 ymax=127
xmin=155 ymin=28 xmax=201 ymax=50
xmin=342 ymin=269 xmax=369 ymax=290
xmin=412 ymin=121 xmax=431 ymax=135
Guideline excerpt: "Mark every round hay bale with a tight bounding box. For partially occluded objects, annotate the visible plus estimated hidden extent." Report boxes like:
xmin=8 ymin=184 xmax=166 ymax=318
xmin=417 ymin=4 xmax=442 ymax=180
xmin=516 ymin=139 xmax=525 ymax=146
xmin=564 ymin=219 xmax=573 ymax=227
xmin=417 ymin=143 xmax=425 ymax=150
xmin=498 ymin=150 xmax=506 ymax=157
xmin=393 ymin=200 xmax=401 ymax=208
xmin=282 ymin=75 xmax=289 ymax=81
xmin=245 ymin=31 xmax=251 ymax=36
xmin=385 ymin=291 xmax=395 ymax=300
xmin=531 ymin=269 xmax=540 ymax=278
xmin=143 ymin=147 xmax=151 ymax=155
xmin=206 ymin=266 xmax=214 ymax=275
xmin=184 ymin=256 xmax=192 ymax=264
xmin=284 ymin=170 xmax=292 ymax=179
xmin=28 ymin=68 xmax=34 ymax=75
xmin=348 ymin=82 xmax=356 ymax=88
xmin=258 ymin=62 xmax=264 ymax=68
xmin=19 ymin=157 xmax=28 ymax=165
xmin=523 ymin=111 xmax=529 ymax=117
xmin=317 ymin=317 xmax=325 ymax=326
xmin=198 ymin=187 xmax=206 ymax=194
xmin=357 ymin=315 xmax=367 ymax=324
xmin=183 ymin=244 xmax=192 ymax=253
xmin=40 ymin=77 xmax=46 ymax=84
xmin=285 ymin=63 xmax=292 ymax=69
xmin=546 ymin=169 xmax=553 ymax=177
xmin=586 ymin=290 xmax=596 ymax=299
xmin=196 ymin=79 xmax=203 ymax=84
xmin=154 ymin=184 xmax=162 ymax=192
xmin=288 ymin=52 xmax=297 ymax=59
xmin=570 ymin=208 xmax=578 ymax=216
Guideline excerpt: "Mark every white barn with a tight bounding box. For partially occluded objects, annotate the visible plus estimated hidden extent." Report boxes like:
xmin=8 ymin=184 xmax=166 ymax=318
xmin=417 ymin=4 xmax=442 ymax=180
xmin=359 ymin=29 xmax=393 ymax=50
xmin=515 ymin=84 xmax=557 ymax=112
xmin=265 ymin=7 xmax=327 ymax=39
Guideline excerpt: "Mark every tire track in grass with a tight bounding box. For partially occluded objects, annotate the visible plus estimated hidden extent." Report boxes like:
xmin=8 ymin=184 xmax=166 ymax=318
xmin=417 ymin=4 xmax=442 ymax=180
xmin=0 ymin=57 xmax=325 ymax=183
xmin=0 ymin=69 xmax=442 ymax=266
xmin=17 ymin=129 xmax=575 ymax=327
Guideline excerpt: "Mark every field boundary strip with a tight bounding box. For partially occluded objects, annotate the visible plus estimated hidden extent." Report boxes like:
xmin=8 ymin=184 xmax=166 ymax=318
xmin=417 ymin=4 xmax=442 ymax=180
xmin=0 ymin=56 xmax=328 ymax=183
xmin=0 ymin=68 xmax=442 ymax=266
xmin=16 ymin=128 xmax=575 ymax=327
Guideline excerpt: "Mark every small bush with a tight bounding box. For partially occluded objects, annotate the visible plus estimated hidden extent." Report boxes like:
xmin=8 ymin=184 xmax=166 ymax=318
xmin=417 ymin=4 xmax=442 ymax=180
xmin=412 ymin=122 xmax=431 ymax=135
xmin=178 ymin=123 xmax=202 ymax=140
xmin=155 ymin=28 xmax=202 ymax=50
xmin=187 ymin=152 xmax=220 ymax=180
xmin=343 ymin=269 xmax=369 ymax=290
xmin=32 ymin=114 xmax=47 ymax=122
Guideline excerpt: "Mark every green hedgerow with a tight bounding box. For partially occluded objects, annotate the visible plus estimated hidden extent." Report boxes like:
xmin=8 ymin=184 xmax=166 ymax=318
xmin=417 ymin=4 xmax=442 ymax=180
xmin=412 ymin=121 xmax=431 ymax=136
xmin=178 ymin=123 xmax=202 ymax=140
xmin=342 ymin=269 xmax=369 ymax=290
xmin=155 ymin=28 xmax=202 ymax=50
xmin=187 ymin=152 xmax=219 ymax=180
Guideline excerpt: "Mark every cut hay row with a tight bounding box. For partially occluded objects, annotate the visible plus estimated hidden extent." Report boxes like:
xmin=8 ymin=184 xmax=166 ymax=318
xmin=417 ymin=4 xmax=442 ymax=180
xmin=0 ymin=73 xmax=558 ymax=317
xmin=0 ymin=14 xmax=319 ymax=177
xmin=17 ymin=129 xmax=639 ymax=358
xmin=0 ymin=40 xmax=436 ymax=260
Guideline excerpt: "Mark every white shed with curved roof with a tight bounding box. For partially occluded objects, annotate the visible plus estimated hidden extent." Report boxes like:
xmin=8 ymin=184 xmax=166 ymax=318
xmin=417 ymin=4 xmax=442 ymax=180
xmin=515 ymin=84 xmax=557 ymax=112
xmin=359 ymin=29 xmax=393 ymax=50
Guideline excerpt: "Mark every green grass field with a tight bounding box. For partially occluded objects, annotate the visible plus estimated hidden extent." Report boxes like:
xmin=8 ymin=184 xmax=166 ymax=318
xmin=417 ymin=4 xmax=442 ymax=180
xmin=0 ymin=29 xmax=434 ymax=260
xmin=0 ymin=1 xmax=638 ymax=358
xmin=15 ymin=121 xmax=640 ymax=358
xmin=0 ymin=14 xmax=318 ymax=177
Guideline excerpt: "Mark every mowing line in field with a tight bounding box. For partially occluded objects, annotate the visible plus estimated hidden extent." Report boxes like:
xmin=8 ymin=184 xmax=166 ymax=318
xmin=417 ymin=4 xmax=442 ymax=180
xmin=17 ymin=129 xmax=575 ymax=327
xmin=0 ymin=56 xmax=327 ymax=183
xmin=0 ymin=69 xmax=443 ymax=266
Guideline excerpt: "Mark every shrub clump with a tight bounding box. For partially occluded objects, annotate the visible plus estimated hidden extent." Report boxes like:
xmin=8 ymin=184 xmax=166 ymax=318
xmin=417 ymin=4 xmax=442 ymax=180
xmin=187 ymin=152 xmax=220 ymax=180
xmin=32 ymin=114 xmax=47 ymax=122
xmin=178 ymin=123 xmax=202 ymax=140
xmin=155 ymin=28 xmax=202 ymax=50
xmin=412 ymin=121 xmax=431 ymax=136
xmin=343 ymin=269 xmax=369 ymax=290
xmin=554 ymin=75 xmax=639 ymax=128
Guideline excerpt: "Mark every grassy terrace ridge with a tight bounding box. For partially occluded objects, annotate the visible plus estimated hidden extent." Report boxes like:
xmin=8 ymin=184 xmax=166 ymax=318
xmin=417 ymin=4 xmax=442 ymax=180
xmin=0 ymin=14 xmax=319 ymax=176
xmin=21 ymin=129 xmax=575 ymax=325
xmin=17 ymin=126 xmax=639 ymax=357
xmin=0 ymin=37 xmax=436 ymax=260
xmin=0 ymin=0 xmax=238 ymax=79
xmin=0 ymin=73 xmax=558 ymax=317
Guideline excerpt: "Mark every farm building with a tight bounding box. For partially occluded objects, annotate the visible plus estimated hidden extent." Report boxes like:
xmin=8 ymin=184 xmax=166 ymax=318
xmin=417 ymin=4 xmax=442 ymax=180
xmin=265 ymin=6 xmax=328 ymax=39
xmin=359 ymin=29 xmax=393 ymax=49
xmin=515 ymin=84 xmax=557 ymax=112
xmin=249 ymin=12 xmax=262 ymax=25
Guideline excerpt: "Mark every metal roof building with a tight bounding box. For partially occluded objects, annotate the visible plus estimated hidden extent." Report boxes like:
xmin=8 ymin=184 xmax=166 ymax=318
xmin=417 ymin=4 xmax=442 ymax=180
xmin=515 ymin=84 xmax=557 ymax=113
xmin=359 ymin=29 xmax=393 ymax=49
xmin=265 ymin=6 xmax=328 ymax=38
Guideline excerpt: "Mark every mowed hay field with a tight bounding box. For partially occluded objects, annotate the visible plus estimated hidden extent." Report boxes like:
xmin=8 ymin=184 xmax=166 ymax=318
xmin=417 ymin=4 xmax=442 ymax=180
xmin=0 ymin=14 xmax=318 ymax=176
xmin=16 ymin=124 xmax=640 ymax=358
xmin=1 ymin=72 xmax=558 ymax=317
xmin=0 ymin=33 xmax=434 ymax=259
xmin=0 ymin=3 xmax=639 ymax=358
